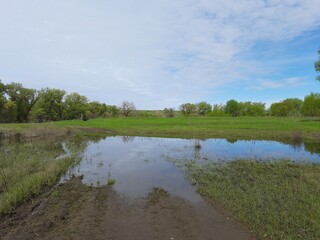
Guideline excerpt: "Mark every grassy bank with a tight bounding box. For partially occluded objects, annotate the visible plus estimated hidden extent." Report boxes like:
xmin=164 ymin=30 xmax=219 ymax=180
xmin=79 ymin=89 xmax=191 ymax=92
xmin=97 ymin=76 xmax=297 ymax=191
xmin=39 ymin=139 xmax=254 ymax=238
xmin=51 ymin=117 xmax=320 ymax=141
xmin=0 ymin=139 xmax=82 ymax=215
xmin=1 ymin=117 xmax=320 ymax=141
xmin=181 ymin=160 xmax=320 ymax=240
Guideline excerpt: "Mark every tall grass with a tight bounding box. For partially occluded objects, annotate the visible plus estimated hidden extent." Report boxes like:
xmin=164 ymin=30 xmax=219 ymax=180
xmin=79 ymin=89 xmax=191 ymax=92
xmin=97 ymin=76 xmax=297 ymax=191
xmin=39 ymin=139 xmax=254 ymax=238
xmin=0 ymin=139 xmax=81 ymax=215
xmin=183 ymin=160 xmax=320 ymax=240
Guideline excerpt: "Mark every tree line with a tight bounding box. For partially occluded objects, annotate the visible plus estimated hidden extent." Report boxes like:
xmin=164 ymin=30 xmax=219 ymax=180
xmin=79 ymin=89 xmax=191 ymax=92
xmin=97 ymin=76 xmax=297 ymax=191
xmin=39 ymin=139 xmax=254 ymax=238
xmin=177 ymin=51 xmax=320 ymax=118
xmin=177 ymin=94 xmax=320 ymax=117
xmin=1 ymin=50 xmax=319 ymax=122
xmin=1 ymin=80 xmax=320 ymax=123
xmin=0 ymin=81 xmax=138 ymax=123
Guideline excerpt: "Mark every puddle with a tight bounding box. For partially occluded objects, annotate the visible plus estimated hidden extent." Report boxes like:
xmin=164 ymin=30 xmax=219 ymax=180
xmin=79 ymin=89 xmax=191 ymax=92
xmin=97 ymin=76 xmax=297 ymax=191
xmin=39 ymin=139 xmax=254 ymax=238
xmin=61 ymin=136 xmax=320 ymax=203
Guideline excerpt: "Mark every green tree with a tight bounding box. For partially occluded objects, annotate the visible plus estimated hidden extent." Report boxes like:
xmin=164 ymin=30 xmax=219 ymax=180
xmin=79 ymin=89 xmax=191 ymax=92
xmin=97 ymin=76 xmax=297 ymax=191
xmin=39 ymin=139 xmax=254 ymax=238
xmin=179 ymin=103 xmax=197 ymax=116
xmin=207 ymin=104 xmax=226 ymax=117
xmin=315 ymin=49 xmax=320 ymax=81
xmin=31 ymin=88 xmax=66 ymax=122
xmin=0 ymin=81 xmax=18 ymax=123
xmin=64 ymin=92 xmax=88 ymax=120
xmin=196 ymin=102 xmax=212 ymax=116
xmin=225 ymin=99 xmax=240 ymax=117
xmin=0 ymin=80 xmax=6 ymax=117
xmin=163 ymin=108 xmax=175 ymax=117
xmin=86 ymin=101 xmax=107 ymax=119
xmin=270 ymin=98 xmax=303 ymax=117
xmin=282 ymin=98 xmax=303 ymax=116
xmin=5 ymin=82 xmax=40 ymax=122
xmin=301 ymin=93 xmax=320 ymax=116
xmin=0 ymin=80 xmax=5 ymax=97
xmin=238 ymin=102 xmax=266 ymax=116
xmin=106 ymin=105 xmax=120 ymax=117
xmin=270 ymin=102 xmax=289 ymax=116
xmin=1 ymin=101 xmax=17 ymax=123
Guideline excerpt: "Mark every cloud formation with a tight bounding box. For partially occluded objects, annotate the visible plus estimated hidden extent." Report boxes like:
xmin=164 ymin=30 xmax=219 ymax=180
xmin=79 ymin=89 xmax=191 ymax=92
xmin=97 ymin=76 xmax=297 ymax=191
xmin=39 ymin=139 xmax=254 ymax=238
xmin=0 ymin=0 xmax=320 ymax=108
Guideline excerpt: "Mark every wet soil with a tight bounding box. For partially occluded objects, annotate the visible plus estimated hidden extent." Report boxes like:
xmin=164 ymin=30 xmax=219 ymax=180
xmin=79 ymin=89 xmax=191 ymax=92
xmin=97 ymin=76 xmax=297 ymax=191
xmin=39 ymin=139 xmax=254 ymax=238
xmin=0 ymin=178 xmax=253 ymax=240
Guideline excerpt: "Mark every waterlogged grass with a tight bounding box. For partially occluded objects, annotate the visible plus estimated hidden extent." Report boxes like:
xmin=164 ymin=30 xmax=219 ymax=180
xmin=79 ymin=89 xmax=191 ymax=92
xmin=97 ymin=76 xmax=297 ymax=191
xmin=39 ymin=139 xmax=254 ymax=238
xmin=183 ymin=160 xmax=320 ymax=239
xmin=107 ymin=179 xmax=115 ymax=186
xmin=53 ymin=117 xmax=320 ymax=141
xmin=0 ymin=140 xmax=81 ymax=215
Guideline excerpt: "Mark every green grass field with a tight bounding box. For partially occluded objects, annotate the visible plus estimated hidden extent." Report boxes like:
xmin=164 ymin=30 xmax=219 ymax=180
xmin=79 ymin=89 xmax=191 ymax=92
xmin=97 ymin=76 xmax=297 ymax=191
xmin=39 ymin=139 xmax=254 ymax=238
xmin=49 ymin=117 xmax=320 ymax=141
xmin=1 ymin=116 xmax=320 ymax=237
xmin=1 ymin=117 xmax=320 ymax=141
xmin=180 ymin=160 xmax=320 ymax=240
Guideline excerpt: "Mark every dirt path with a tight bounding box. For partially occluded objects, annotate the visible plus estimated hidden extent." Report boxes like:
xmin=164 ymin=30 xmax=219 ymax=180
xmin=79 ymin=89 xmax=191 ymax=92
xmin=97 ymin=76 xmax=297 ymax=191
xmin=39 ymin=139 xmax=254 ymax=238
xmin=0 ymin=178 xmax=253 ymax=240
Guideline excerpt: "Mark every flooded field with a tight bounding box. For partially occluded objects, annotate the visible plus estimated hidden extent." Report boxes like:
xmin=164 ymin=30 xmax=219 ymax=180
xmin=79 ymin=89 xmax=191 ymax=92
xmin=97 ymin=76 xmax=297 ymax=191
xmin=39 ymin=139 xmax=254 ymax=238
xmin=1 ymin=135 xmax=320 ymax=240
xmin=61 ymin=136 xmax=320 ymax=201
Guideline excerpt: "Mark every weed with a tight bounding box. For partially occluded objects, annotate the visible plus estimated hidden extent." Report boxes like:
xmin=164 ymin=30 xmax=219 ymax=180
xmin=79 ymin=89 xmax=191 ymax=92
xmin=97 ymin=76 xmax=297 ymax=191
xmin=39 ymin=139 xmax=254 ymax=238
xmin=107 ymin=179 xmax=115 ymax=186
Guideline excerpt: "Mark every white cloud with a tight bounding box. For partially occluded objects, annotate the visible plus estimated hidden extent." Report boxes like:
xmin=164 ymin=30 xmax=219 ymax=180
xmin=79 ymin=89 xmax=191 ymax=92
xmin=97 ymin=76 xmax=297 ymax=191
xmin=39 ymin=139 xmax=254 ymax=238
xmin=248 ymin=77 xmax=305 ymax=90
xmin=0 ymin=0 xmax=320 ymax=108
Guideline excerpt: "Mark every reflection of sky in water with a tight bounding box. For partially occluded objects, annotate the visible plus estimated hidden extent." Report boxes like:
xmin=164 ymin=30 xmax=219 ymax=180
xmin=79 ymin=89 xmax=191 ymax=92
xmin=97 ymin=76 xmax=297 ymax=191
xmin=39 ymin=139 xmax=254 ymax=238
xmin=62 ymin=136 xmax=320 ymax=203
xmin=199 ymin=139 xmax=320 ymax=161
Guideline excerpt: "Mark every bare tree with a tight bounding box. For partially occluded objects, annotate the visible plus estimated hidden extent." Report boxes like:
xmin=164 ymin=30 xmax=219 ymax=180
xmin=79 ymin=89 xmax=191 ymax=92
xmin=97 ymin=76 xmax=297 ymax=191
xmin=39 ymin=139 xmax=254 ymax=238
xmin=121 ymin=101 xmax=136 ymax=117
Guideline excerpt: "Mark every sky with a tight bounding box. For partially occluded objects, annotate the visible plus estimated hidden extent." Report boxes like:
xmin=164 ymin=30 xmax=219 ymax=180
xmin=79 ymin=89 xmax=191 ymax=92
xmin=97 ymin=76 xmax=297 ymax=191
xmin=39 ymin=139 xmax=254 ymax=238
xmin=1 ymin=0 xmax=320 ymax=110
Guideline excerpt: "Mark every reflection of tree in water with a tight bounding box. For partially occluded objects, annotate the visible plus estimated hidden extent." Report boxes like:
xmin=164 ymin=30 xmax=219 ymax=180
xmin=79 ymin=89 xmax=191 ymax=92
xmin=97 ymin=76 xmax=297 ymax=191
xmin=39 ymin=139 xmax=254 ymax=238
xmin=64 ymin=135 xmax=107 ymax=155
xmin=291 ymin=132 xmax=303 ymax=150
xmin=226 ymin=138 xmax=238 ymax=144
xmin=122 ymin=136 xmax=135 ymax=143
xmin=291 ymin=142 xmax=303 ymax=151
xmin=304 ymin=142 xmax=320 ymax=155
xmin=64 ymin=139 xmax=89 ymax=154
xmin=193 ymin=139 xmax=202 ymax=160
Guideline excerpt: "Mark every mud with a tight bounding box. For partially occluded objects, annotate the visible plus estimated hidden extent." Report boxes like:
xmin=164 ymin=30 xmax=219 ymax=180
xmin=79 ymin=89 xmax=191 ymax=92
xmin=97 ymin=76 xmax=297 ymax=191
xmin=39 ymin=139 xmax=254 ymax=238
xmin=0 ymin=178 xmax=254 ymax=240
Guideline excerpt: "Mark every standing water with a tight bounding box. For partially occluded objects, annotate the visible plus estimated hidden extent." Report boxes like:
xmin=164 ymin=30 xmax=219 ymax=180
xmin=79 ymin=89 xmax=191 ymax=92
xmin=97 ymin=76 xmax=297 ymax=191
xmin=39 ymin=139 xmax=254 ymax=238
xmin=61 ymin=136 xmax=320 ymax=203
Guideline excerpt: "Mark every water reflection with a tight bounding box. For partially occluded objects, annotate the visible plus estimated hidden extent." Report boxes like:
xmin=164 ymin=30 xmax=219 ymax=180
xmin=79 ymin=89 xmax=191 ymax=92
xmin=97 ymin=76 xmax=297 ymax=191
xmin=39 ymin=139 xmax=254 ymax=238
xmin=304 ymin=142 xmax=320 ymax=155
xmin=2 ymin=132 xmax=320 ymax=204
xmin=61 ymin=136 xmax=320 ymax=204
xmin=121 ymin=136 xmax=135 ymax=143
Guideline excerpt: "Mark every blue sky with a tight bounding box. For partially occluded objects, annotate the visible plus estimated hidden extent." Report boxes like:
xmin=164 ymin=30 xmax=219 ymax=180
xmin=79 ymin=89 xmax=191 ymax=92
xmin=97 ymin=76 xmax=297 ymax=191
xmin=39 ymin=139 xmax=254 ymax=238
xmin=0 ymin=0 xmax=320 ymax=109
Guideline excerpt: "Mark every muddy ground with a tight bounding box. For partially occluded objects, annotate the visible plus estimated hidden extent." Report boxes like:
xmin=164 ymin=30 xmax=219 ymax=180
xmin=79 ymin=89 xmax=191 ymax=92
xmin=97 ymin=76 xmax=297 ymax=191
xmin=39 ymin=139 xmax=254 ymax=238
xmin=0 ymin=178 xmax=253 ymax=240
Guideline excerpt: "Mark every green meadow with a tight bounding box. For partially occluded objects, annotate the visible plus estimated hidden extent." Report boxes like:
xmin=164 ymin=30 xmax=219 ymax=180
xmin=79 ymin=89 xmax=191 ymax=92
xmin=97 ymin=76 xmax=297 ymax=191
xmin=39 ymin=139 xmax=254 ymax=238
xmin=50 ymin=117 xmax=320 ymax=141
xmin=179 ymin=160 xmax=320 ymax=240
xmin=1 ymin=116 xmax=320 ymax=239
xmin=2 ymin=117 xmax=320 ymax=140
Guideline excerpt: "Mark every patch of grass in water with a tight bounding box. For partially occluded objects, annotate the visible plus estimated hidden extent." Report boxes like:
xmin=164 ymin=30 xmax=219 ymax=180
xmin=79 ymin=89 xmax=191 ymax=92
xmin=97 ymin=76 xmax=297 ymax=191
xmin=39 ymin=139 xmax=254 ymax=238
xmin=183 ymin=159 xmax=320 ymax=240
xmin=107 ymin=179 xmax=115 ymax=186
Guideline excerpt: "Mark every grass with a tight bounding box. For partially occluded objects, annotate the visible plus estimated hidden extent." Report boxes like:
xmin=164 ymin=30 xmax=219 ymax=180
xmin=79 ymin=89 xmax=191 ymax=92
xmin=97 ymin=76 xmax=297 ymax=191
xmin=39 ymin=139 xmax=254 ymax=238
xmin=1 ymin=116 xmax=320 ymax=236
xmin=107 ymin=179 xmax=115 ymax=186
xmin=0 ymin=139 xmax=81 ymax=215
xmin=51 ymin=117 xmax=320 ymax=141
xmin=1 ymin=117 xmax=320 ymax=141
xmin=181 ymin=159 xmax=320 ymax=240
